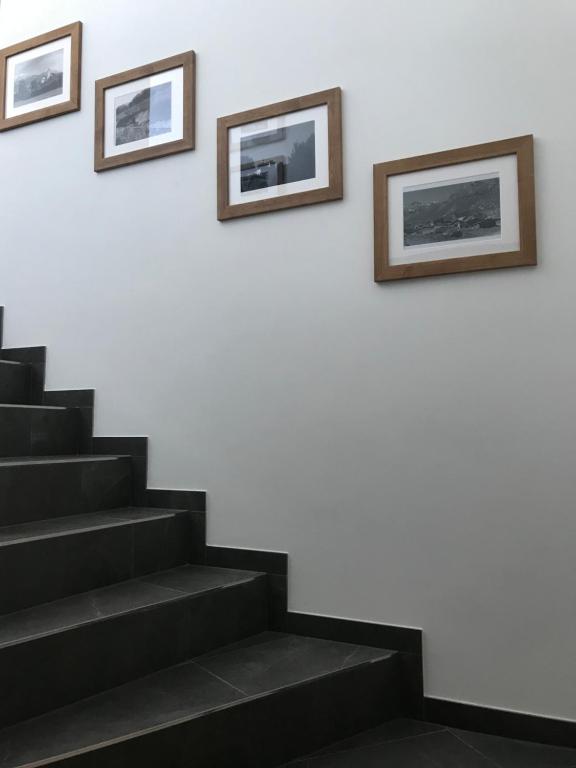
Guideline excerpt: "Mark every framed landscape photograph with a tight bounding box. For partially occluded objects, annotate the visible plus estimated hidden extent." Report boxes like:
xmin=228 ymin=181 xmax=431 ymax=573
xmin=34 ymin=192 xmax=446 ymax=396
xmin=94 ymin=51 xmax=195 ymax=172
xmin=0 ymin=22 xmax=82 ymax=131
xmin=374 ymin=135 xmax=536 ymax=281
xmin=217 ymin=87 xmax=343 ymax=220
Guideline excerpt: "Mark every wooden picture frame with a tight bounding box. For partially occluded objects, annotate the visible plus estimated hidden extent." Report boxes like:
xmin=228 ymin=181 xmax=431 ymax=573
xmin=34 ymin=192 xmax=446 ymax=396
xmin=217 ymin=87 xmax=343 ymax=220
xmin=94 ymin=51 xmax=195 ymax=172
xmin=0 ymin=22 xmax=82 ymax=132
xmin=374 ymin=135 xmax=536 ymax=281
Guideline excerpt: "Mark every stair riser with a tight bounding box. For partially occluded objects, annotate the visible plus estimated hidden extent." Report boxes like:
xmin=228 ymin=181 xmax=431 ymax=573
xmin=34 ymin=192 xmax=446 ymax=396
xmin=46 ymin=656 xmax=402 ymax=768
xmin=0 ymin=408 xmax=80 ymax=458
xmin=0 ymin=576 xmax=268 ymax=728
xmin=0 ymin=514 xmax=191 ymax=614
xmin=0 ymin=364 xmax=30 ymax=405
xmin=0 ymin=459 xmax=133 ymax=525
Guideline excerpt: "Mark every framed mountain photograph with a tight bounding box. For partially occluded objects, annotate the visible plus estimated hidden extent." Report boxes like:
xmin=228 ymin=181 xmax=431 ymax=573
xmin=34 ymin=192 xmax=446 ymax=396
xmin=217 ymin=88 xmax=343 ymax=220
xmin=94 ymin=51 xmax=195 ymax=172
xmin=374 ymin=135 xmax=536 ymax=281
xmin=0 ymin=22 xmax=82 ymax=131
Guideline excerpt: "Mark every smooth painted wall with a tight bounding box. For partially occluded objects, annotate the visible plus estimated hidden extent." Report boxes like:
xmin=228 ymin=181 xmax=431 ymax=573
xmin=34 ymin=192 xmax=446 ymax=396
xmin=1 ymin=0 xmax=575 ymax=723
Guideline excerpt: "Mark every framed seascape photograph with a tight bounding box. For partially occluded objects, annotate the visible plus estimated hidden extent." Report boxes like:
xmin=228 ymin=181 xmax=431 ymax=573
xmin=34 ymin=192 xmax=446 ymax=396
xmin=0 ymin=22 xmax=82 ymax=131
xmin=217 ymin=87 xmax=342 ymax=220
xmin=94 ymin=51 xmax=195 ymax=171
xmin=374 ymin=135 xmax=536 ymax=281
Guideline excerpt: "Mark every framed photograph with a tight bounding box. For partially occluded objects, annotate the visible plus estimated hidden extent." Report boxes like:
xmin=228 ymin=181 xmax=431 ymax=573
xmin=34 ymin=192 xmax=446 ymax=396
xmin=94 ymin=51 xmax=195 ymax=172
xmin=0 ymin=22 xmax=82 ymax=131
xmin=217 ymin=87 xmax=343 ymax=220
xmin=374 ymin=135 xmax=536 ymax=281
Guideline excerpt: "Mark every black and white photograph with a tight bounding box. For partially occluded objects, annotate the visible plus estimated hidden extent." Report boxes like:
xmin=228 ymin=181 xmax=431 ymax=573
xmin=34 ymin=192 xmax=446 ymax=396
xmin=102 ymin=70 xmax=182 ymax=160
xmin=403 ymin=175 xmax=501 ymax=247
xmin=95 ymin=51 xmax=195 ymax=171
xmin=240 ymin=120 xmax=316 ymax=192
xmin=114 ymin=81 xmax=172 ymax=147
xmin=219 ymin=88 xmax=342 ymax=219
xmin=0 ymin=23 xmax=81 ymax=131
xmin=13 ymin=48 xmax=64 ymax=108
xmin=374 ymin=136 xmax=536 ymax=281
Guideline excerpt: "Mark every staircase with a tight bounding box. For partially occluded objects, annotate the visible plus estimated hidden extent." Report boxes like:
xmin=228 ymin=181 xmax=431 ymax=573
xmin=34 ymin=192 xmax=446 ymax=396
xmin=0 ymin=307 xmax=412 ymax=767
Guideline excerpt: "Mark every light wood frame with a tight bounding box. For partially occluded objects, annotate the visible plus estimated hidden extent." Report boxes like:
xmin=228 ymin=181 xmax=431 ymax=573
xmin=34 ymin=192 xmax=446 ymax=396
xmin=94 ymin=51 xmax=195 ymax=172
xmin=374 ymin=135 xmax=536 ymax=281
xmin=0 ymin=22 xmax=82 ymax=132
xmin=217 ymin=87 xmax=343 ymax=220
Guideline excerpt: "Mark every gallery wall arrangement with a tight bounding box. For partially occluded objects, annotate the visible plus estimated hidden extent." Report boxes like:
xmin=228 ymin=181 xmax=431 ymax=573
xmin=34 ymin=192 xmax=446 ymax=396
xmin=0 ymin=22 xmax=538 ymax=278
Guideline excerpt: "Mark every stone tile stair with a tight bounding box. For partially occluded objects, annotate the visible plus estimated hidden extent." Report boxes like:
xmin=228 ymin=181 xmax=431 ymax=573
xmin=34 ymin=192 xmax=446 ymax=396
xmin=0 ymin=306 xmax=409 ymax=767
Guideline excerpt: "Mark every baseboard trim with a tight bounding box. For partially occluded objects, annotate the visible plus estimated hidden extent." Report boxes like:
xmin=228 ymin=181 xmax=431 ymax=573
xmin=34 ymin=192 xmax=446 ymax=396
xmin=424 ymin=697 xmax=576 ymax=749
xmin=44 ymin=389 xmax=95 ymax=408
xmin=205 ymin=545 xmax=288 ymax=629
xmin=0 ymin=345 xmax=46 ymax=404
xmin=286 ymin=610 xmax=424 ymax=718
xmin=44 ymin=389 xmax=95 ymax=452
xmin=92 ymin=436 xmax=207 ymax=560
xmin=285 ymin=611 xmax=422 ymax=655
xmin=203 ymin=543 xmax=423 ymax=716
xmin=145 ymin=488 xmax=207 ymax=513
xmin=92 ymin=435 xmax=149 ymax=502
xmin=205 ymin=544 xmax=288 ymax=575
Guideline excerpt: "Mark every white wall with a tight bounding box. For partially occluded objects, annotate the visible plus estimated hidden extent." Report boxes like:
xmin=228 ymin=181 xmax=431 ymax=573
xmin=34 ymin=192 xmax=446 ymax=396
xmin=1 ymin=0 xmax=575 ymax=723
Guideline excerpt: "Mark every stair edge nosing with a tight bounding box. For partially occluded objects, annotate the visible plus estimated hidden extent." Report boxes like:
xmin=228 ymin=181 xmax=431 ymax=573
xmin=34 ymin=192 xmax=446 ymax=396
xmin=0 ymin=404 xmax=68 ymax=411
xmin=0 ymin=455 xmax=131 ymax=467
xmin=0 ymin=510 xmax=186 ymax=548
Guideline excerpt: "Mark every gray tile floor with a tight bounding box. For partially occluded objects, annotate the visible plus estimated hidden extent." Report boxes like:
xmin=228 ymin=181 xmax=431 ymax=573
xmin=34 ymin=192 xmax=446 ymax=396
xmin=283 ymin=719 xmax=576 ymax=767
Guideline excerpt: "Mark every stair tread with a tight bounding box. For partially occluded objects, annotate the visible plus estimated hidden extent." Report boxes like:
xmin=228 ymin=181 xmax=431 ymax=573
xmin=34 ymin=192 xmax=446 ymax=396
xmin=0 ymin=507 xmax=184 ymax=546
xmin=0 ymin=565 xmax=263 ymax=649
xmin=0 ymin=632 xmax=395 ymax=767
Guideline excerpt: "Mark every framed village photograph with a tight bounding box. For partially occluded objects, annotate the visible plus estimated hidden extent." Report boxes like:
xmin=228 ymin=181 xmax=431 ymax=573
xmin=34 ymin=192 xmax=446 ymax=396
xmin=94 ymin=51 xmax=195 ymax=172
xmin=0 ymin=22 xmax=82 ymax=132
xmin=373 ymin=135 xmax=536 ymax=281
xmin=217 ymin=87 xmax=343 ymax=220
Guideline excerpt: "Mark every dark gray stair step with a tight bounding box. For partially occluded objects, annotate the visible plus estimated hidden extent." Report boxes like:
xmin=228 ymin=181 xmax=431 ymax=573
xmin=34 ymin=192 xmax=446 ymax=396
xmin=0 ymin=565 xmax=268 ymax=729
xmin=0 ymin=455 xmax=133 ymax=525
xmin=0 ymin=633 xmax=401 ymax=768
xmin=0 ymin=404 xmax=80 ymax=458
xmin=0 ymin=507 xmax=193 ymax=614
xmin=0 ymin=361 xmax=30 ymax=405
